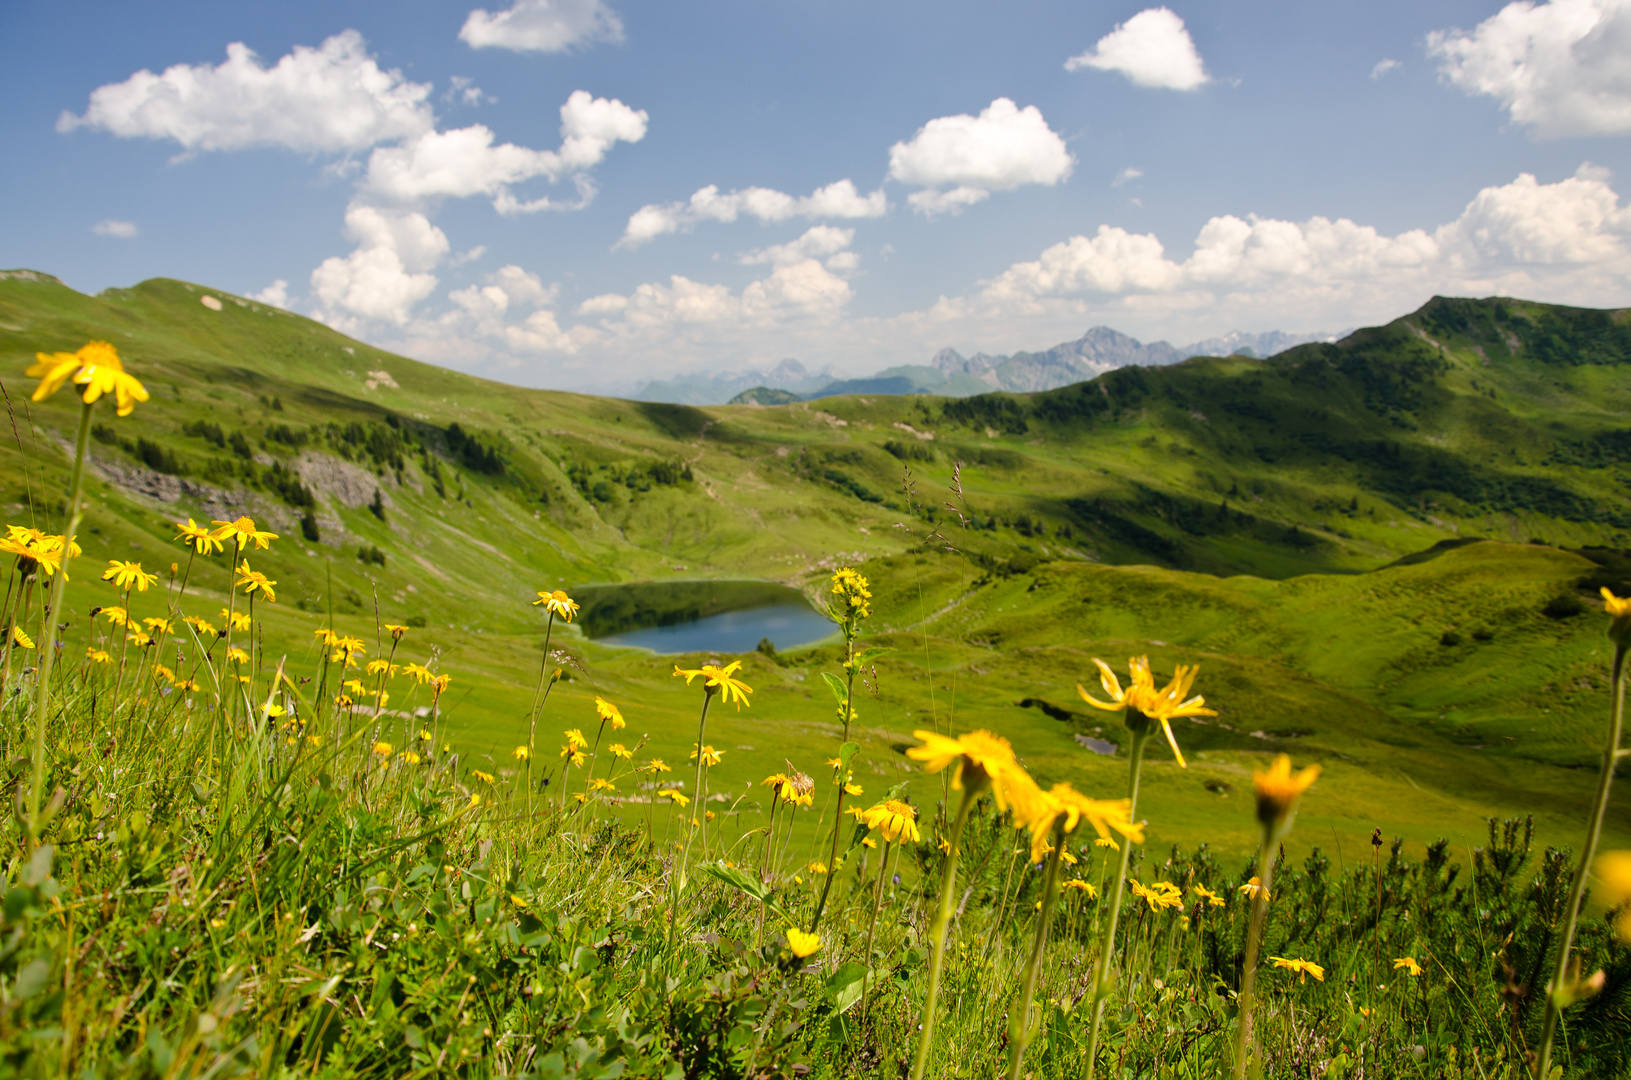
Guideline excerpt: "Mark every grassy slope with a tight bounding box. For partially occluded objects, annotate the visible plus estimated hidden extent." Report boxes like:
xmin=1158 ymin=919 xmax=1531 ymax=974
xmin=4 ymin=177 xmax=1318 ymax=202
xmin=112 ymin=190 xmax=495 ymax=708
xmin=0 ymin=272 xmax=1626 ymax=862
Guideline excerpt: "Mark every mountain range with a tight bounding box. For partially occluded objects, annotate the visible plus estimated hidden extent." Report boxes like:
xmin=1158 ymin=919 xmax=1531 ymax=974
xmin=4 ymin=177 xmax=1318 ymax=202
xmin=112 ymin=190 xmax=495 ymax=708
xmin=633 ymin=326 xmax=1349 ymax=405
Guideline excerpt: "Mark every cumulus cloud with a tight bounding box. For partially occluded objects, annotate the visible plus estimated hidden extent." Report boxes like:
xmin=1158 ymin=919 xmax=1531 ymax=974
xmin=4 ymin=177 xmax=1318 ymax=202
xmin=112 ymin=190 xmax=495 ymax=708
xmin=1371 ymin=58 xmax=1402 ymax=79
xmin=1112 ymin=167 xmax=1144 ymax=187
xmin=460 ymin=0 xmax=624 ymax=53
xmin=1064 ymin=8 xmax=1209 ymax=91
xmin=966 ymin=165 xmax=1631 ymax=332
xmin=738 ymin=225 xmax=857 ymax=268
xmin=618 ymin=179 xmax=885 ymax=247
xmin=364 ymin=90 xmax=647 ymax=209
xmin=248 ymin=279 xmax=291 ymax=308
xmin=58 ymin=30 xmax=433 ymax=153
xmin=309 ymin=205 xmax=450 ymax=328
xmin=579 ymin=260 xmax=852 ymax=332
xmin=1428 ymin=0 xmax=1631 ymax=137
xmin=92 ymin=219 xmax=138 ymax=238
xmin=888 ymin=98 xmax=1073 ymax=216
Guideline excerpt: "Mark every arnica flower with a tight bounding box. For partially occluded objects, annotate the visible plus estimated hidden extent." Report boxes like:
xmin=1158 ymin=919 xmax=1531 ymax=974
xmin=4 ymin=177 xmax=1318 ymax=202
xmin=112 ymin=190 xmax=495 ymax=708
xmin=372 ymin=741 xmax=393 ymax=758
xmin=1130 ymin=879 xmax=1184 ymax=912
xmin=1603 ymin=588 xmax=1631 ymax=646
xmin=590 ymin=777 xmax=617 ymax=792
xmin=1193 ymin=883 xmax=1226 ymax=908
xmin=907 ymin=729 xmax=1025 ymax=807
xmin=1594 ymin=851 xmax=1631 ymax=941
xmin=1062 ymin=879 xmax=1098 ymax=897
xmin=1253 ymin=754 xmax=1321 ymax=827
xmin=220 ymin=609 xmax=252 ymax=632
xmin=761 ymin=771 xmax=790 ymax=790
xmin=512 ymin=745 xmax=530 ymax=761
xmin=153 ymin=665 xmax=175 ymax=683
xmin=564 ymin=728 xmax=588 ymax=750
xmin=384 ymin=623 xmax=408 ymax=639
xmin=85 ymin=647 xmax=110 ymax=663
xmin=418 ymin=729 xmax=432 ymax=742
xmin=402 ymin=662 xmax=433 ymax=685
xmin=174 ymin=518 xmax=223 ymax=555
xmin=1239 ymin=876 xmax=1270 ymax=900
xmin=430 ymin=674 xmax=452 ymax=695
xmin=401 ymin=751 xmax=422 ymax=765
xmin=689 ymin=745 xmax=724 ymax=767
xmin=235 ymin=561 xmax=276 ymax=602
xmin=11 ymin=626 xmax=36 ymax=649
xmin=472 ymin=770 xmax=494 ymax=784
xmin=609 ymin=743 xmax=633 ymax=760
xmin=101 ymin=606 xmax=128 ymax=627
xmin=1393 ymin=956 xmax=1423 ymax=977
xmin=657 ymin=788 xmax=689 ymax=807
xmin=1095 ymin=837 xmax=1120 ymax=851
xmin=343 ymin=678 xmax=365 ymax=694
xmin=142 ymin=617 xmax=172 ymax=634
xmin=103 ymin=560 xmax=158 ymax=593
xmin=1078 ymin=656 xmax=1215 ymax=767
xmin=1270 ymin=956 xmax=1325 ymax=982
xmin=862 ymin=799 xmax=922 ymax=844
xmin=560 ymin=745 xmax=586 ymax=766
xmin=126 ymin=630 xmax=151 ymax=647
xmin=210 ymin=516 xmax=278 ymax=551
xmin=786 ymin=927 xmax=822 ymax=958
xmin=183 ymin=615 xmax=217 ymax=636
xmin=532 ymin=589 xmax=580 ymax=621
xmin=314 ymin=628 xmax=339 ymax=647
xmin=808 ymin=861 xmax=828 ymax=875
xmin=1018 ymin=782 xmax=1144 ymax=863
xmin=647 ymin=758 xmax=672 ymax=773
xmin=672 ymin=660 xmax=754 ymax=708
xmin=595 ymin=696 xmax=626 ymax=730
xmin=28 ymin=340 xmax=149 ymax=416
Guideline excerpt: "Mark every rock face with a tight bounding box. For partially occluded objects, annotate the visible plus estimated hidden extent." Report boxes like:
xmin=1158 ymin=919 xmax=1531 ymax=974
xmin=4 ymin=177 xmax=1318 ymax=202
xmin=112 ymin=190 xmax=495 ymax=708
xmin=295 ymin=452 xmax=395 ymax=511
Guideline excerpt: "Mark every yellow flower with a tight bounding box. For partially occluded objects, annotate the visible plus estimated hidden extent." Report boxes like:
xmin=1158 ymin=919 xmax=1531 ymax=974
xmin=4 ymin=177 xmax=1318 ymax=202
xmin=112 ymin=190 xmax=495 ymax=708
xmin=1077 ymin=656 xmax=1216 ymax=767
xmin=1095 ymin=837 xmax=1119 ymax=851
xmin=365 ymin=659 xmax=396 ymax=677
xmin=906 ymin=729 xmax=1032 ymax=810
xmin=590 ymin=777 xmax=617 ymax=792
xmin=142 ymin=617 xmax=173 ymax=634
xmin=314 ymin=628 xmax=339 ymax=647
xmin=27 ymin=340 xmax=149 ymax=415
xmin=372 ymin=741 xmax=393 ymax=758
xmin=560 ymin=745 xmax=586 ymax=766
xmin=85 ymin=646 xmax=110 ymax=663
xmin=183 ymin=615 xmax=217 ymax=636
xmin=103 ymin=560 xmax=158 ymax=592
xmin=689 ymin=745 xmax=724 ymax=767
xmin=1253 ymin=754 xmax=1321 ymax=827
xmin=401 ymin=751 xmax=422 ymax=765
xmin=564 ymin=728 xmax=588 ymax=749
xmin=862 ymin=799 xmax=921 ymax=844
xmin=647 ymin=758 xmax=672 ymax=773
xmin=513 ymin=745 xmax=531 ymax=761
xmin=174 ymin=518 xmax=224 ymax=555
xmin=1594 ymin=851 xmax=1631 ymax=941
xmin=469 ymin=793 xmax=482 ymax=808
xmin=1018 ymin=782 xmax=1144 ymax=863
xmin=808 ymin=861 xmax=828 ymax=875
xmin=672 ymin=660 xmax=754 ymax=708
xmin=431 ymin=674 xmax=452 ymax=695
xmin=594 ymin=696 xmax=626 ymax=730
xmin=343 ymin=678 xmax=365 ymax=694
xmin=609 ymin=743 xmax=633 ymax=760
xmin=1129 ymin=879 xmax=1184 ymax=912
xmin=762 ymin=771 xmax=790 ymax=790
xmin=101 ymin=606 xmax=128 ymax=627
xmin=1062 ymin=879 xmax=1098 ymax=897
xmin=657 ymin=788 xmax=689 ymax=807
xmin=532 ymin=588 xmax=580 ymax=621
xmin=209 ymin=516 xmax=278 ymax=551
xmin=786 ymin=927 xmax=822 ymax=958
xmin=402 ymin=662 xmax=433 ymax=685
xmin=844 ymin=782 xmax=863 ymax=797
xmin=846 ymin=805 xmax=866 ymax=821
xmin=219 ymin=608 xmax=252 ymax=632
xmin=472 ymin=770 xmax=494 ymax=784
xmin=861 ymin=837 xmax=877 ymax=849
xmin=829 ymin=566 xmax=873 ymax=620
xmin=384 ymin=623 xmax=408 ymax=638
xmin=153 ymin=664 xmax=175 ymax=683
xmin=1270 ymin=956 xmax=1325 ymax=982
xmin=1239 ymin=876 xmax=1270 ymax=901
xmin=1193 ymin=884 xmax=1225 ymax=908
xmin=10 ymin=625 xmax=35 ymax=649
xmin=235 ymin=560 xmax=276 ymax=602
xmin=1603 ymin=588 xmax=1631 ymax=645
xmin=126 ymin=630 xmax=151 ymax=647
xmin=419 ymin=729 xmax=432 ymax=742
xmin=1393 ymin=956 xmax=1423 ymax=977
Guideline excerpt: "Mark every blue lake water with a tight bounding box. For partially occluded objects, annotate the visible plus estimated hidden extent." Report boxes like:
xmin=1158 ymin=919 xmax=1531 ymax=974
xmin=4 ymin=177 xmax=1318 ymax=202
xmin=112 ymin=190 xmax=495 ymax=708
xmin=574 ymin=581 xmax=837 ymax=655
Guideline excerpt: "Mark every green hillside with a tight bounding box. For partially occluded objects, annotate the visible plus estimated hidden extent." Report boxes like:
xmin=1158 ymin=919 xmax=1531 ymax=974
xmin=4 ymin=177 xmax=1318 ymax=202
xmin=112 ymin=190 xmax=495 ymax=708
xmin=1 ymin=269 xmax=1627 ymax=860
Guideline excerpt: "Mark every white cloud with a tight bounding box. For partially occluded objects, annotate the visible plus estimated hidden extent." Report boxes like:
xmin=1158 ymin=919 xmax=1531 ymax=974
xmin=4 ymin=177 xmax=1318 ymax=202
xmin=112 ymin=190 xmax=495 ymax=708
xmin=248 ymin=279 xmax=291 ymax=307
xmin=91 ymin=219 xmax=137 ymax=238
xmin=58 ymin=30 xmax=433 ymax=153
xmin=363 ymin=90 xmax=647 ymax=208
xmin=579 ymin=259 xmax=852 ymax=334
xmin=739 ymin=225 xmax=856 ymax=268
xmin=1064 ymin=8 xmax=1209 ymax=91
xmin=1112 ymin=167 xmax=1144 ymax=187
xmin=449 ymin=245 xmax=488 ymax=267
xmin=618 ymin=179 xmax=885 ymax=247
xmin=446 ymin=76 xmax=493 ymax=107
xmin=967 ymin=164 xmax=1631 ymax=332
xmin=1371 ymin=58 xmax=1402 ymax=80
xmin=309 ymin=204 xmax=450 ymax=328
xmin=888 ymin=98 xmax=1073 ymax=216
xmin=460 ymin=0 xmax=623 ymax=53
xmin=1428 ymin=0 xmax=1631 ymax=137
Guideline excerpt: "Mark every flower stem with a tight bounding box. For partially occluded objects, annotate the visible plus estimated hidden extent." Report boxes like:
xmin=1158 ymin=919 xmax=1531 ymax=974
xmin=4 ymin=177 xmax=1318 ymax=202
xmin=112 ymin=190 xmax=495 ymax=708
xmin=859 ymin=837 xmax=891 ymax=1022
xmin=1008 ymin=828 xmax=1066 ymax=1080
xmin=1234 ymin=826 xmax=1279 ymax=1080
xmin=1536 ymin=640 xmax=1626 ymax=1079
xmin=909 ymin=782 xmax=977 ymax=1080
xmin=1084 ymin=724 xmax=1151 ymax=1080
xmin=811 ymin=635 xmax=860 ymax=932
xmin=28 ymin=402 xmax=92 ymax=841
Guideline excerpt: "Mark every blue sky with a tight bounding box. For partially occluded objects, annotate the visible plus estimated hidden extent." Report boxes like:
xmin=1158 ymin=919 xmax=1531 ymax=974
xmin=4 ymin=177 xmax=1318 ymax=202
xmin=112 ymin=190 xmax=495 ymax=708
xmin=4 ymin=0 xmax=1631 ymax=392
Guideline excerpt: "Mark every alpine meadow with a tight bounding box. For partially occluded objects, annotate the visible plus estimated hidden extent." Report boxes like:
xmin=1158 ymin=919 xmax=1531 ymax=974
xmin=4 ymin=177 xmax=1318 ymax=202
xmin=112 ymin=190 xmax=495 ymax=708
xmin=0 ymin=268 xmax=1629 ymax=1079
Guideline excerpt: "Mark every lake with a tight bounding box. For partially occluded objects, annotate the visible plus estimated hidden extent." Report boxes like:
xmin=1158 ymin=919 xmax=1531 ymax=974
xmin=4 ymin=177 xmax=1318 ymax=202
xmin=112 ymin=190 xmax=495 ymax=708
xmin=573 ymin=580 xmax=837 ymax=655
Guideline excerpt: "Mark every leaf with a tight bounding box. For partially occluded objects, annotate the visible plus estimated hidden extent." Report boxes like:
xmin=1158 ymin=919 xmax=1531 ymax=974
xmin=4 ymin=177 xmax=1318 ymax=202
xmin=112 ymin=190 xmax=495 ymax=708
xmin=838 ymin=742 xmax=860 ymax=773
xmin=824 ymin=961 xmax=869 ymax=1014
xmin=853 ymin=647 xmax=894 ymax=667
xmin=698 ymin=860 xmax=789 ymax=920
xmin=24 ymin=845 xmax=52 ymax=887
xmin=821 ymin=672 xmax=849 ymax=706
